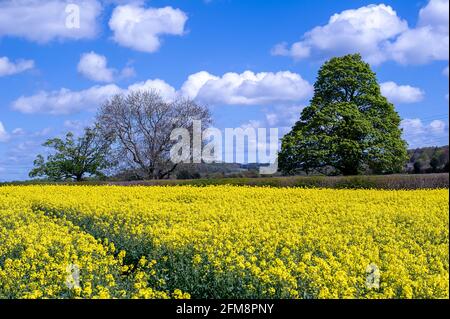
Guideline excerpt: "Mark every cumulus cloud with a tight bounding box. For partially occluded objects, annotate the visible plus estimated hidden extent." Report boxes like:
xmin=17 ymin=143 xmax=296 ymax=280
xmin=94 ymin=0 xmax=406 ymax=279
xmin=0 ymin=56 xmax=34 ymax=77
xmin=13 ymin=70 xmax=313 ymax=115
xmin=387 ymin=0 xmax=449 ymax=64
xmin=401 ymin=118 xmax=449 ymax=148
xmin=272 ymin=4 xmax=408 ymax=65
xmin=429 ymin=119 xmax=447 ymax=133
xmin=418 ymin=0 xmax=449 ymax=29
xmin=127 ymin=79 xmax=178 ymax=100
xmin=12 ymin=78 xmax=177 ymax=115
xmin=181 ymin=71 xmax=313 ymax=105
xmin=0 ymin=122 xmax=9 ymax=142
xmin=12 ymin=84 xmax=123 ymax=115
xmin=380 ymin=81 xmax=425 ymax=104
xmin=77 ymin=52 xmax=115 ymax=82
xmin=109 ymin=4 xmax=188 ymax=53
xmin=273 ymin=0 xmax=449 ymax=65
xmin=0 ymin=0 xmax=102 ymax=43
xmin=77 ymin=52 xmax=136 ymax=82
xmin=386 ymin=6 xmax=449 ymax=64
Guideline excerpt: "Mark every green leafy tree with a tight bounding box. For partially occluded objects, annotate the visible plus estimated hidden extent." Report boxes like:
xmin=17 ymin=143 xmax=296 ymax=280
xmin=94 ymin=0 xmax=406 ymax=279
xmin=279 ymin=54 xmax=408 ymax=176
xmin=29 ymin=126 xmax=113 ymax=181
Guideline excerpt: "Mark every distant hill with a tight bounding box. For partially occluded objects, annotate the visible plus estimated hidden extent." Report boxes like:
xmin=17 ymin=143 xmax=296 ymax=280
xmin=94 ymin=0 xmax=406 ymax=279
xmin=112 ymin=146 xmax=449 ymax=179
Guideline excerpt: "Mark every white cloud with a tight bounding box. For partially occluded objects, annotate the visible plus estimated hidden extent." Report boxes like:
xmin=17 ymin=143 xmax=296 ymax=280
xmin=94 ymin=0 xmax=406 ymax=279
xmin=181 ymin=71 xmax=313 ymax=105
xmin=0 ymin=0 xmax=102 ymax=43
xmin=0 ymin=56 xmax=34 ymax=77
xmin=12 ymin=79 xmax=176 ymax=115
xmin=387 ymin=0 xmax=449 ymax=64
xmin=387 ymin=27 xmax=448 ymax=65
xmin=272 ymin=4 xmax=408 ymax=65
xmin=444 ymin=66 xmax=449 ymax=77
xmin=273 ymin=0 xmax=449 ymax=65
xmin=380 ymin=81 xmax=425 ymax=104
xmin=0 ymin=122 xmax=10 ymax=142
xmin=12 ymin=84 xmax=123 ymax=115
xmin=128 ymin=79 xmax=177 ymax=100
xmin=401 ymin=118 xmax=449 ymax=148
xmin=418 ymin=0 xmax=449 ymax=31
xmin=78 ymin=52 xmax=115 ymax=82
xmin=77 ymin=52 xmax=136 ymax=82
xmin=12 ymin=69 xmax=313 ymax=114
xmin=109 ymin=4 xmax=188 ymax=53
xmin=429 ymin=119 xmax=447 ymax=133
xmin=180 ymin=71 xmax=218 ymax=99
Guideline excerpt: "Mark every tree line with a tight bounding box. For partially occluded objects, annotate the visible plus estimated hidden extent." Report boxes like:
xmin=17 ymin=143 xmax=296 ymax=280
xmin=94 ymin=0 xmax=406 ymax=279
xmin=30 ymin=54 xmax=438 ymax=181
xmin=407 ymin=146 xmax=449 ymax=174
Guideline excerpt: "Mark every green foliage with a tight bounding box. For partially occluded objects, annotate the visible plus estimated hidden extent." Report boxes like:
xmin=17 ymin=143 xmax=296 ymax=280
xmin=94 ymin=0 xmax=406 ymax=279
xmin=29 ymin=126 xmax=113 ymax=181
xmin=279 ymin=54 xmax=408 ymax=176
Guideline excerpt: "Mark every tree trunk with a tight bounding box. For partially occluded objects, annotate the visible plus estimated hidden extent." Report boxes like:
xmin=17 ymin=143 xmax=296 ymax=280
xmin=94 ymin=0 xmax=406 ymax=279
xmin=158 ymin=164 xmax=178 ymax=180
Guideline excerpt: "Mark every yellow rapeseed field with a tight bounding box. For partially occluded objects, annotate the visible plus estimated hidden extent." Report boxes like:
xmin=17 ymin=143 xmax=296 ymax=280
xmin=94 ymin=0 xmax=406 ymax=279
xmin=0 ymin=185 xmax=448 ymax=299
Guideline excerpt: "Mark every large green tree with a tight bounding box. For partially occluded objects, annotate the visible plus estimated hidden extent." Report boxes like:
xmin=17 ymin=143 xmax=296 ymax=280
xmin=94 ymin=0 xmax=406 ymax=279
xmin=279 ymin=54 xmax=408 ymax=176
xmin=29 ymin=126 xmax=113 ymax=181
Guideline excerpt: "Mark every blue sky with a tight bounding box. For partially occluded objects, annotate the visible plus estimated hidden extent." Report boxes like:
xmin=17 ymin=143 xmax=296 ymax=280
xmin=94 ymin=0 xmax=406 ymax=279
xmin=0 ymin=0 xmax=448 ymax=181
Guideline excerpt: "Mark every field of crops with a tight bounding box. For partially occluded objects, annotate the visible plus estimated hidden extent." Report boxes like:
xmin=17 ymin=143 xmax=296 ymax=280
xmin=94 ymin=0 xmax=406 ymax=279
xmin=0 ymin=185 xmax=448 ymax=299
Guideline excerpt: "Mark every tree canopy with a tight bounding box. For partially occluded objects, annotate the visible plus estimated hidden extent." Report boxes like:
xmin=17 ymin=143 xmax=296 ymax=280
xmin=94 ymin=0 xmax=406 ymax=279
xmin=29 ymin=126 xmax=113 ymax=181
xmin=279 ymin=54 xmax=408 ymax=176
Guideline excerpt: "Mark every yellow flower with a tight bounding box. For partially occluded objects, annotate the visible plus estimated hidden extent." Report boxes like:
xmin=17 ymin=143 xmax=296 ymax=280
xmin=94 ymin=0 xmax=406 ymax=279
xmin=0 ymin=185 xmax=448 ymax=299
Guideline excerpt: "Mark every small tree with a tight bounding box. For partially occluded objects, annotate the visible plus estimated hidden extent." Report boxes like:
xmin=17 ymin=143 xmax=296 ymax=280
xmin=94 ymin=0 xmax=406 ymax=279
xmin=279 ymin=54 xmax=408 ymax=176
xmin=29 ymin=126 xmax=113 ymax=181
xmin=97 ymin=90 xmax=211 ymax=180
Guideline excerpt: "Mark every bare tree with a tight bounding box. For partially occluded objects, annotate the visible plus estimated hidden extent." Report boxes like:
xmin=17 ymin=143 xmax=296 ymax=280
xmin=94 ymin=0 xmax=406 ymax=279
xmin=97 ymin=90 xmax=211 ymax=180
